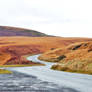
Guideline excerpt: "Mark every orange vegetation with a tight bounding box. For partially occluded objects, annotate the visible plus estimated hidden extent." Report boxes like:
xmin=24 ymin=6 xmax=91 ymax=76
xmin=39 ymin=41 xmax=92 ymax=74
xmin=0 ymin=36 xmax=92 ymax=65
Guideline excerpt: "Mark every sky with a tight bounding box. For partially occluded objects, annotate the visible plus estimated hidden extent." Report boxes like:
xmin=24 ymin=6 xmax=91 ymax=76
xmin=0 ymin=0 xmax=92 ymax=37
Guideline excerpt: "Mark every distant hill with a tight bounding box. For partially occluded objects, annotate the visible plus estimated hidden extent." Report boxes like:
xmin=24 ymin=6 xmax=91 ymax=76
xmin=1 ymin=26 xmax=92 ymax=68
xmin=0 ymin=26 xmax=49 ymax=37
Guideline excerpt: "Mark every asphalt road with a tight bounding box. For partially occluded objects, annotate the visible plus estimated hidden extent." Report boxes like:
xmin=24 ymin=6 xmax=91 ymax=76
xmin=9 ymin=54 xmax=92 ymax=92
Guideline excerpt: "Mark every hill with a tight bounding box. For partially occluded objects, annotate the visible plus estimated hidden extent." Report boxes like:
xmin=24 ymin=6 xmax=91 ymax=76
xmin=0 ymin=26 xmax=92 ymax=65
xmin=0 ymin=26 xmax=48 ymax=37
xmin=39 ymin=41 xmax=92 ymax=74
xmin=0 ymin=37 xmax=92 ymax=65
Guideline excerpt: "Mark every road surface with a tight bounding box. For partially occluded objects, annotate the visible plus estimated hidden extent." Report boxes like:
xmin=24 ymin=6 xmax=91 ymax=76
xmin=9 ymin=54 xmax=92 ymax=92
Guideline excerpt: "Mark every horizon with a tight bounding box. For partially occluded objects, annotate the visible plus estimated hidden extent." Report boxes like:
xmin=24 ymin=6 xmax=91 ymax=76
xmin=0 ymin=0 xmax=92 ymax=37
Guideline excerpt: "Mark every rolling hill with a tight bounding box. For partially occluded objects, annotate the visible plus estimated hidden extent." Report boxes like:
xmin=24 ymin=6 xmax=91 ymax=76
xmin=0 ymin=26 xmax=48 ymax=37
xmin=0 ymin=37 xmax=92 ymax=65
xmin=0 ymin=26 xmax=92 ymax=66
xmin=39 ymin=41 xmax=92 ymax=74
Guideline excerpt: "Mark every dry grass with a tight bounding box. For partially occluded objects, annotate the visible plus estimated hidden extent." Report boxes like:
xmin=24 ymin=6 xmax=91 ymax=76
xmin=0 ymin=69 xmax=12 ymax=74
xmin=0 ymin=63 xmax=45 ymax=67
xmin=0 ymin=37 xmax=91 ymax=49
xmin=40 ymin=41 xmax=92 ymax=74
xmin=0 ymin=36 xmax=92 ymax=65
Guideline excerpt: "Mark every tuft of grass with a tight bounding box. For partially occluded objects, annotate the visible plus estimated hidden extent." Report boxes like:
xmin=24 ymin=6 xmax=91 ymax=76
xmin=0 ymin=69 xmax=12 ymax=74
xmin=51 ymin=59 xmax=92 ymax=75
xmin=51 ymin=65 xmax=92 ymax=75
xmin=63 ymin=69 xmax=92 ymax=75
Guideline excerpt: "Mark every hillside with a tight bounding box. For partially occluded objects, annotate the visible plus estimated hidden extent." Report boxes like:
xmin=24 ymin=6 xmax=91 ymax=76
xmin=0 ymin=26 xmax=48 ymax=37
xmin=1 ymin=37 xmax=92 ymax=65
xmin=39 ymin=41 xmax=92 ymax=74
xmin=0 ymin=26 xmax=92 ymax=65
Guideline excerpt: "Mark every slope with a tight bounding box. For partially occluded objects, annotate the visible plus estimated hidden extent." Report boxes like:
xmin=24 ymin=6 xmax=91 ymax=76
xmin=39 ymin=41 xmax=92 ymax=74
xmin=0 ymin=26 xmax=48 ymax=37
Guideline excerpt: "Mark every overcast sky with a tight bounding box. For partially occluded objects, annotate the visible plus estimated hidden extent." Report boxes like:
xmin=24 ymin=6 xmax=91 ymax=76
xmin=0 ymin=0 xmax=92 ymax=37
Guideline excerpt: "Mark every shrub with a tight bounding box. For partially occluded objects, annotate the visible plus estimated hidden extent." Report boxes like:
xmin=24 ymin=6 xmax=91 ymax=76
xmin=57 ymin=55 xmax=66 ymax=60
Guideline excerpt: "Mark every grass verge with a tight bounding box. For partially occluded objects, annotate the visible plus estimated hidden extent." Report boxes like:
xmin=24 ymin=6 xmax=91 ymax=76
xmin=0 ymin=69 xmax=12 ymax=74
xmin=51 ymin=65 xmax=92 ymax=75
xmin=0 ymin=64 xmax=45 ymax=67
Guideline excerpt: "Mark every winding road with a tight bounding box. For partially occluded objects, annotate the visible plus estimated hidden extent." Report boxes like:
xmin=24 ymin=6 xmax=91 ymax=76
xmin=9 ymin=54 xmax=92 ymax=92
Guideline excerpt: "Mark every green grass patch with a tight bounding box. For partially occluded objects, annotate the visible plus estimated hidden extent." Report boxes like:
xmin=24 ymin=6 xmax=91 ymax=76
xmin=0 ymin=69 xmax=12 ymax=74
